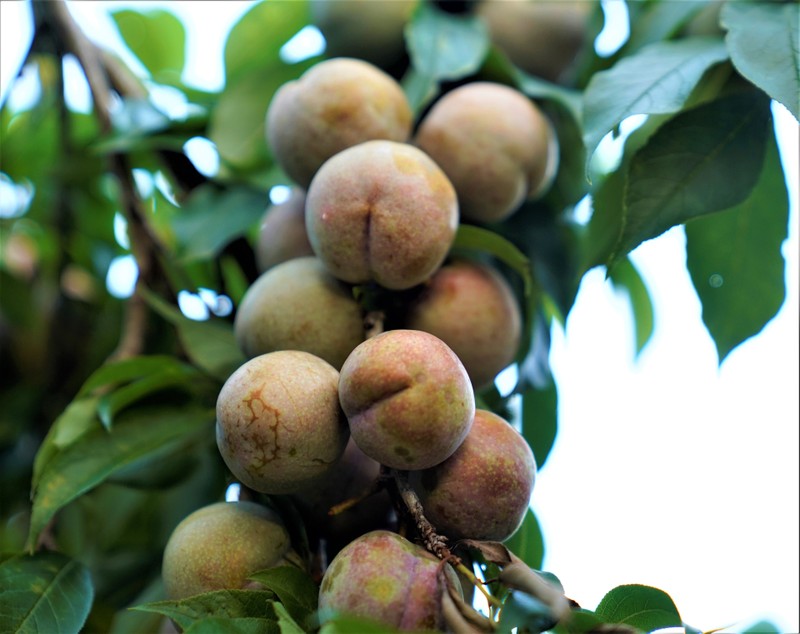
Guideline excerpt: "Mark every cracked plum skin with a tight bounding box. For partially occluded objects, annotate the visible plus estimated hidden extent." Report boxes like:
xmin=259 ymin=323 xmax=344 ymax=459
xmin=319 ymin=530 xmax=459 ymax=631
xmin=162 ymin=501 xmax=291 ymax=600
xmin=339 ymin=330 xmax=475 ymax=470
xmin=266 ymin=58 xmax=412 ymax=189
xmin=305 ymin=140 xmax=459 ymax=290
xmin=216 ymin=351 xmax=349 ymax=494
xmin=410 ymin=409 xmax=536 ymax=542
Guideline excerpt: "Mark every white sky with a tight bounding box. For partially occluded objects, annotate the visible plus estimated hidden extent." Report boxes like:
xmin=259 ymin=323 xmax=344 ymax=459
xmin=1 ymin=1 xmax=798 ymax=632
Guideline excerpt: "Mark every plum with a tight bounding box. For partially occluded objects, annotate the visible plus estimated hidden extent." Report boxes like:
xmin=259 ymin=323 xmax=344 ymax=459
xmin=255 ymin=188 xmax=314 ymax=272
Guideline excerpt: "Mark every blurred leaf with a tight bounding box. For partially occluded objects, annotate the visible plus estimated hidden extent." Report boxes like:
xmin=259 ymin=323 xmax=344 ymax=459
xmin=514 ymin=71 xmax=582 ymax=125
xmin=721 ymin=1 xmax=799 ymax=120
xmin=0 ymin=552 xmax=93 ymax=634
xmin=608 ymin=257 xmax=654 ymax=356
xmin=583 ymin=38 xmax=728 ymax=170
xmin=224 ymin=0 xmax=310 ymax=85
xmin=134 ymin=590 xmax=276 ymax=631
xmin=623 ymin=1 xmax=709 ymax=54
xmin=184 ymin=617 xmax=280 ymax=634
xmin=319 ymin=614 xmax=405 ymax=634
xmin=110 ymin=98 xmax=172 ymax=137
xmin=248 ymin=566 xmax=318 ymax=626
xmin=505 ymin=508 xmax=544 ymax=570
xmin=743 ymin=621 xmax=780 ymax=634
xmin=111 ymin=9 xmax=186 ymax=80
xmin=611 ymin=90 xmax=771 ymax=265
xmin=401 ymin=67 xmax=438 ymax=116
xmin=172 ymin=184 xmax=267 ymax=262
xmin=271 ymin=601 xmax=305 ymax=634
xmin=520 ymin=381 xmax=557 ymax=470
xmin=143 ymin=290 xmax=245 ymax=381
xmin=220 ymin=256 xmax=251 ymax=307
xmin=497 ymin=590 xmax=556 ymax=634
xmin=686 ymin=127 xmax=788 ymax=363
xmin=405 ymin=3 xmax=490 ymax=82
xmin=28 ymin=405 xmax=213 ymax=549
xmin=594 ymin=584 xmax=681 ymax=632
xmin=78 ymin=355 xmax=188 ymax=397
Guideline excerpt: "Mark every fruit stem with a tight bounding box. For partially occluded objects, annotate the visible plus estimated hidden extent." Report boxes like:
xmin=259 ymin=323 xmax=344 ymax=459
xmin=455 ymin=562 xmax=504 ymax=611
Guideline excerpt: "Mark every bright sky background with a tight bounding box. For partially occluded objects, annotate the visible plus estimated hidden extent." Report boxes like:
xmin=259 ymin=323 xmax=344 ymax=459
xmin=1 ymin=1 xmax=798 ymax=632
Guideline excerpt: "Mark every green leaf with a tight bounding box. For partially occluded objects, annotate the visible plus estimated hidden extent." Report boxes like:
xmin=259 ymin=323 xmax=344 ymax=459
xmin=686 ymin=126 xmax=788 ymax=363
xmin=142 ymin=289 xmax=246 ymax=382
xmin=111 ymin=9 xmax=185 ymax=80
xmin=319 ymin=614 xmax=404 ymax=634
xmin=497 ymin=590 xmax=556 ymax=634
xmin=271 ymin=602 xmax=305 ymax=634
xmin=77 ymin=355 xmax=191 ymax=398
xmin=504 ymin=508 xmax=544 ymax=570
xmin=134 ymin=590 xmax=276 ymax=632
xmin=594 ymin=584 xmax=681 ymax=632
xmin=623 ymin=1 xmax=709 ymax=55
xmin=172 ymin=184 xmax=268 ymax=262
xmin=608 ymin=257 xmax=654 ymax=356
xmin=520 ymin=382 xmax=557 ymax=470
xmin=27 ymin=405 xmax=213 ymax=549
xmin=721 ymin=1 xmax=799 ymax=121
xmin=405 ymin=3 xmax=490 ymax=82
xmin=0 ymin=551 xmax=93 ymax=634
xmin=401 ymin=67 xmax=438 ymax=116
xmin=743 ymin=620 xmax=781 ymax=634
xmin=583 ymin=38 xmax=728 ymax=170
xmin=452 ymin=224 xmax=534 ymax=298
xmin=611 ymin=90 xmax=771 ymax=265
xmin=248 ymin=566 xmax=318 ymax=626
xmin=224 ymin=0 xmax=310 ymax=85
xmin=184 ymin=617 xmax=280 ymax=634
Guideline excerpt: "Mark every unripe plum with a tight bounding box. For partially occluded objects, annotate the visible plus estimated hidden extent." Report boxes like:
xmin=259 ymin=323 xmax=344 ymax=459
xmin=162 ymin=501 xmax=291 ymax=599
xmin=266 ymin=58 xmax=412 ymax=188
xmin=234 ymin=257 xmax=364 ymax=369
xmin=216 ymin=351 xmax=348 ymax=493
xmin=306 ymin=140 xmax=459 ymax=290
xmin=339 ymin=330 xmax=474 ymax=470
xmin=405 ymin=259 xmax=522 ymax=389
xmin=415 ymin=82 xmax=558 ymax=223
xmin=319 ymin=530 xmax=459 ymax=631
xmin=410 ymin=409 xmax=536 ymax=542
xmin=255 ymin=188 xmax=314 ymax=272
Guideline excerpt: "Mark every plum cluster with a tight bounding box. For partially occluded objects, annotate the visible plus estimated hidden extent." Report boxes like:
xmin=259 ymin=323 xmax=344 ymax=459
xmin=163 ymin=55 xmax=555 ymax=630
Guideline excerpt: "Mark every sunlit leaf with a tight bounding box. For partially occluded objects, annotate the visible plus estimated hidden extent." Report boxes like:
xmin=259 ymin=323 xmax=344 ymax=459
xmin=595 ymin=584 xmax=681 ymax=632
xmin=686 ymin=127 xmax=788 ymax=363
xmin=0 ymin=551 xmax=93 ymax=634
xmin=112 ymin=9 xmax=186 ymax=80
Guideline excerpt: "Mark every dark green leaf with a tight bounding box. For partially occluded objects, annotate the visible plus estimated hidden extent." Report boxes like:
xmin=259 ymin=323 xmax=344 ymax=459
xmin=608 ymin=257 xmax=654 ymax=356
xmin=248 ymin=566 xmax=318 ymax=626
xmin=134 ymin=590 xmax=276 ymax=631
xmin=504 ymin=508 xmax=544 ymax=570
xmin=721 ymin=1 xmax=799 ymax=120
xmin=27 ymin=405 xmax=213 ymax=549
xmin=0 ymin=552 xmax=93 ymax=634
xmin=595 ymin=584 xmax=681 ymax=632
xmin=111 ymin=9 xmax=186 ymax=80
xmin=686 ymin=127 xmax=788 ymax=363
xmin=611 ymin=90 xmax=771 ymax=264
xmin=498 ymin=590 xmax=557 ymax=634
xmin=319 ymin=614 xmax=404 ymax=634
xmin=184 ymin=617 xmax=280 ymax=634
xmin=583 ymin=38 xmax=728 ymax=170
xmin=78 ymin=355 xmax=191 ymax=398
xmin=172 ymin=184 xmax=267 ymax=262
xmin=271 ymin=601 xmax=305 ymax=634
xmin=405 ymin=3 xmax=490 ymax=82
xmin=520 ymin=382 xmax=557 ymax=470
xmin=623 ymin=1 xmax=709 ymax=54
xmin=224 ymin=1 xmax=310 ymax=85
xmin=743 ymin=620 xmax=781 ymax=634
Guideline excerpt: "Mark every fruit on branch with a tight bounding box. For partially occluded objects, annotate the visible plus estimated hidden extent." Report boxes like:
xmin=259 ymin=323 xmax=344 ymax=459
xmin=310 ymin=0 xmax=417 ymax=69
xmin=306 ymin=140 xmax=459 ymax=290
xmin=234 ymin=256 xmax=364 ymax=369
xmin=405 ymin=259 xmax=522 ymax=389
xmin=162 ymin=501 xmax=292 ymax=599
xmin=415 ymin=82 xmax=558 ymax=223
xmin=476 ymin=0 xmax=592 ymax=83
xmin=339 ymin=329 xmax=474 ymax=470
xmin=255 ymin=188 xmax=314 ymax=272
xmin=266 ymin=58 xmax=412 ymax=188
xmin=216 ymin=351 xmax=348 ymax=493
xmin=318 ymin=529 xmax=459 ymax=630
xmin=410 ymin=409 xmax=536 ymax=541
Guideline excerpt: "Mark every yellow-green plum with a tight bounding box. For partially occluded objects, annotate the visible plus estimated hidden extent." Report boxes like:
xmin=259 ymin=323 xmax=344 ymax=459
xmin=477 ymin=0 xmax=592 ymax=83
xmin=266 ymin=58 xmax=412 ymax=188
xmin=306 ymin=140 xmax=459 ymax=290
xmin=234 ymin=257 xmax=364 ymax=369
xmin=318 ymin=530 xmax=459 ymax=630
xmin=415 ymin=82 xmax=558 ymax=223
xmin=162 ymin=501 xmax=291 ymax=600
xmin=310 ymin=0 xmax=417 ymax=69
xmin=405 ymin=259 xmax=522 ymax=390
xmin=339 ymin=330 xmax=474 ymax=470
xmin=216 ymin=351 xmax=348 ymax=493
xmin=410 ymin=409 xmax=536 ymax=542
xmin=255 ymin=188 xmax=314 ymax=272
